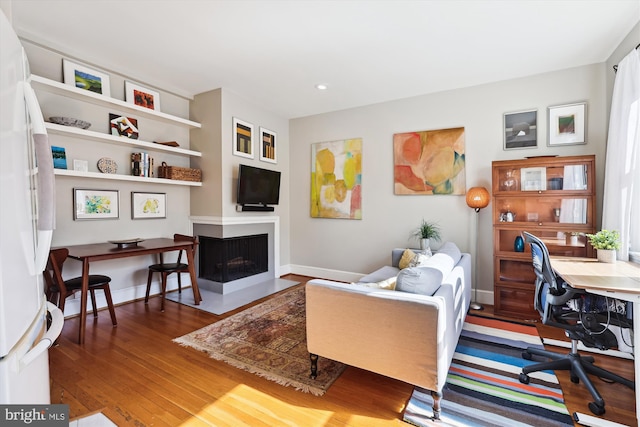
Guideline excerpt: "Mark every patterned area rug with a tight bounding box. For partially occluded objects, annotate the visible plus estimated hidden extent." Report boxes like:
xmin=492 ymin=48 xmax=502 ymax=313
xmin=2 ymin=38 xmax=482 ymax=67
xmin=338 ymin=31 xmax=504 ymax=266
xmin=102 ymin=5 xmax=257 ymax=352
xmin=403 ymin=316 xmax=574 ymax=427
xmin=173 ymin=285 xmax=346 ymax=396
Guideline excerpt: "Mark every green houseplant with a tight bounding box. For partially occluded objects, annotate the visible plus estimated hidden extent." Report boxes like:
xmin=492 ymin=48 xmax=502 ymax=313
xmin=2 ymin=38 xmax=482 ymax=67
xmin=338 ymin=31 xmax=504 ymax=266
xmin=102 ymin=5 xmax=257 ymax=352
xmin=586 ymin=229 xmax=620 ymax=263
xmin=412 ymin=219 xmax=442 ymax=250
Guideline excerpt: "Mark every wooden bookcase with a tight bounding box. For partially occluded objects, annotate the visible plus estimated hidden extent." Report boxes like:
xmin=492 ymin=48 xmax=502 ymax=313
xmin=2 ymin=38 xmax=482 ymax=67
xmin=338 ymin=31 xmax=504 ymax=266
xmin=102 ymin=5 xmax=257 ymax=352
xmin=492 ymin=155 xmax=596 ymax=320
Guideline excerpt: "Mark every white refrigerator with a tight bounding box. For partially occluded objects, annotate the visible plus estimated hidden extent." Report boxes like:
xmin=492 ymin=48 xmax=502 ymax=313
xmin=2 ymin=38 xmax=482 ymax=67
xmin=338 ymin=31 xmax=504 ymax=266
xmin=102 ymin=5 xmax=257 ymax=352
xmin=0 ymin=10 xmax=64 ymax=404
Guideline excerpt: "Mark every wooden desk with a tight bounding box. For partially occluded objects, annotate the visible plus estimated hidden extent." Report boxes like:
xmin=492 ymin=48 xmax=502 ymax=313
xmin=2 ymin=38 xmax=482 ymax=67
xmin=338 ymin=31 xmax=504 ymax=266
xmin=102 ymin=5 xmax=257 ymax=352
xmin=550 ymin=256 xmax=640 ymax=421
xmin=64 ymin=238 xmax=202 ymax=344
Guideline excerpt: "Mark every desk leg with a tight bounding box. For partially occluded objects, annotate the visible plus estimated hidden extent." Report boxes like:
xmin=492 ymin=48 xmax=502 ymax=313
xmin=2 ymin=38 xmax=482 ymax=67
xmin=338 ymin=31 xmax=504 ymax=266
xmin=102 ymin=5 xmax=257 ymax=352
xmin=633 ymin=300 xmax=639 ymax=424
xmin=186 ymin=249 xmax=201 ymax=304
xmin=78 ymin=259 xmax=89 ymax=345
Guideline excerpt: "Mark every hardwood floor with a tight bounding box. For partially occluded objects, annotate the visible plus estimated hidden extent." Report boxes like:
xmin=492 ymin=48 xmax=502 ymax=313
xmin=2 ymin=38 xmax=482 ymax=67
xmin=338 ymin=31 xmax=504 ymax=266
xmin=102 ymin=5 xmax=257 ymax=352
xmin=50 ymin=275 xmax=636 ymax=426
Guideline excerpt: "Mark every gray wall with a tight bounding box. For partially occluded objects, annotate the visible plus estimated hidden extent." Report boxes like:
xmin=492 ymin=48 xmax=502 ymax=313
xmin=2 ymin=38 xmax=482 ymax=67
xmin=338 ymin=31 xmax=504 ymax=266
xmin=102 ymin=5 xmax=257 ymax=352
xmin=289 ymin=64 xmax=608 ymax=302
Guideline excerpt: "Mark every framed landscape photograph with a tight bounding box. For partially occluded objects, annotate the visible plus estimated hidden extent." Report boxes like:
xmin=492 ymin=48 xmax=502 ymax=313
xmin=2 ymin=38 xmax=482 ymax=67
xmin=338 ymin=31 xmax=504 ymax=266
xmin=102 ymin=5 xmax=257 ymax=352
xmin=125 ymin=81 xmax=161 ymax=111
xmin=503 ymin=109 xmax=537 ymax=150
xmin=63 ymin=59 xmax=111 ymax=96
xmin=73 ymin=188 xmax=119 ymax=220
xmin=131 ymin=192 xmax=166 ymax=219
xmin=233 ymin=117 xmax=254 ymax=159
xmin=259 ymin=127 xmax=277 ymax=164
xmin=548 ymin=102 xmax=586 ymax=146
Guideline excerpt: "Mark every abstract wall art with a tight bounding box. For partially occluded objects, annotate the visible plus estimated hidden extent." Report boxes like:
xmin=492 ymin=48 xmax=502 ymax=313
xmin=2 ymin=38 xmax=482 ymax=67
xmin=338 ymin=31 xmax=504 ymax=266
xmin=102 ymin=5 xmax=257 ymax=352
xmin=393 ymin=127 xmax=466 ymax=195
xmin=311 ymin=138 xmax=362 ymax=219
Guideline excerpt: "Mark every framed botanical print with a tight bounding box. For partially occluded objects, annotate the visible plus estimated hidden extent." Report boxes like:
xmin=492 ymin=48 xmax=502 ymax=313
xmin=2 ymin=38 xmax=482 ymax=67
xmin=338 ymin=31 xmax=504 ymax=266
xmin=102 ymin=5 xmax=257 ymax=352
xmin=131 ymin=192 xmax=166 ymax=219
xmin=73 ymin=188 xmax=119 ymax=220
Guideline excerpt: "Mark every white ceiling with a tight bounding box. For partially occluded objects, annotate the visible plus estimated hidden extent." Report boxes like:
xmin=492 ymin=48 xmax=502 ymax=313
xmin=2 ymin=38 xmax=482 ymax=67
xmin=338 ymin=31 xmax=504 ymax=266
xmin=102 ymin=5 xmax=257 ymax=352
xmin=9 ymin=0 xmax=640 ymax=119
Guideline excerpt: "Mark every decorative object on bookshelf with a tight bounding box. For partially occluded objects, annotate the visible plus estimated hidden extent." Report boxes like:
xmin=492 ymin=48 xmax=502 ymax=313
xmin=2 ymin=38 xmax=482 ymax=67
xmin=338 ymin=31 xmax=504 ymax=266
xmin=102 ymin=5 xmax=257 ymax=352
xmin=73 ymin=188 xmax=119 ymax=220
xmin=131 ymin=153 xmax=154 ymax=177
xmin=97 ymin=157 xmax=117 ymax=174
xmin=503 ymin=109 xmax=537 ymax=150
xmin=548 ymin=102 xmax=587 ymax=146
xmin=514 ymin=235 xmax=525 ymax=252
xmin=157 ymin=161 xmax=202 ymax=182
xmin=51 ymin=146 xmax=67 ymax=169
xmin=73 ymin=159 xmax=88 ymax=172
xmin=62 ymin=59 xmax=111 ymax=96
xmin=259 ymin=127 xmax=277 ymax=164
xmin=131 ymin=192 xmax=166 ymax=219
xmin=109 ymin=114 xmax=139 ymax=139
xmin=521 ymin=166 xmax=546 ymax=191
xmin=48 ymin=116 xmax=91 ymax=129
xmin=125 ymin=81 xmax=160 ymax=111
xmin=153 ymin=140 xmax=179 ymax=147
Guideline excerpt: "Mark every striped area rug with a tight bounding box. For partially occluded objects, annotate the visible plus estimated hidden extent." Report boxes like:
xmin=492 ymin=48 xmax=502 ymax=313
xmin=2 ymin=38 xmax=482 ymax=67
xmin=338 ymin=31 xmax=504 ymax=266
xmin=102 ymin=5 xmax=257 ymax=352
xmin=403 ymin=316 xmax=574 ymax=427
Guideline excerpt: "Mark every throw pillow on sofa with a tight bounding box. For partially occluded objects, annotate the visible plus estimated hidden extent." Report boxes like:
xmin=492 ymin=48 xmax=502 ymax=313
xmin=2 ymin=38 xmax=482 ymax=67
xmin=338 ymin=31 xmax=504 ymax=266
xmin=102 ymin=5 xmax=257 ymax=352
xmin=398 ymin=248 xmax=433 ymax=269
xmin=356 ymin=276 xmax=398 ymax=290
xmin=395 ymin=266 xmax=442 ymax=295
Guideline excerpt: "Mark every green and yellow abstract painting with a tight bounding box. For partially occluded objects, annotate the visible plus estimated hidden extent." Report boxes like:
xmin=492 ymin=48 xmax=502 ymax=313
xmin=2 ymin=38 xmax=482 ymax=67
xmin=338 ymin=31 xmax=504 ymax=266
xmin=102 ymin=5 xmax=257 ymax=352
xmin=311 ymin=138 xmax=362 ymax=219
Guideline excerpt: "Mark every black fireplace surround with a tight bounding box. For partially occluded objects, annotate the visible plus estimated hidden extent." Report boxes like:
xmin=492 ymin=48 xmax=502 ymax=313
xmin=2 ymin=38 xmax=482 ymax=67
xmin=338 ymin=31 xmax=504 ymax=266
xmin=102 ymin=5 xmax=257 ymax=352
xmin=198 ymin=234 xmax=268 ymax=283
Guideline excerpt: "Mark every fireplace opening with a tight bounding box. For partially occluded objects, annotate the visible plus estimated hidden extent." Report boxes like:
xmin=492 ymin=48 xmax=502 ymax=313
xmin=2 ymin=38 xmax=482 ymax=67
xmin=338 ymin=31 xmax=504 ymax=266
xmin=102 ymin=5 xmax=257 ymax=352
xmin=198 ymin=234 xmax=268 ymax=283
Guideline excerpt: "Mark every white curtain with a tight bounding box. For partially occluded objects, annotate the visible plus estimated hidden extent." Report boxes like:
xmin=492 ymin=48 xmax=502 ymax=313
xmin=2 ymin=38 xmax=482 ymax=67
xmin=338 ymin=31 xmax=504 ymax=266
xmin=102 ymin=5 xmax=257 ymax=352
xmin=602 ymin=48 xmax=640 ymax=261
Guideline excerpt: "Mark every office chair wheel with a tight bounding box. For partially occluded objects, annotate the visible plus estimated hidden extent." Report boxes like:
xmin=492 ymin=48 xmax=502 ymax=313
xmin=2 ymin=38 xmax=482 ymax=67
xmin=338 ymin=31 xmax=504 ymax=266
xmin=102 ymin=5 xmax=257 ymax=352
xmin=588 ymin=402 xmax=605 ymax=416
xmin=521 ymin=351 xmax=532 ymax=360
xmin=570 ymin=374 xmax=580 ymax=384
xmin=518 ymin=373 xmax=530 ymax=384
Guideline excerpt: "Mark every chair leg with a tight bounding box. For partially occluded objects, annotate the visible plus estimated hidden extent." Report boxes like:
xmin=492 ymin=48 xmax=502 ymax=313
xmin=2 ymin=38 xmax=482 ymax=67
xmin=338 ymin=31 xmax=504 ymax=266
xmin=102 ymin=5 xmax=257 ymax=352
xmin=177 ymin=273 xmax=182 ymax=293
xmin=102 ymin=286 xmax=117 ymax=326
xmin=145 ymin=270 xmax=154 ymax=304
xmin=160 ymin=273 xmax=168 ymax=312
xmin=57 ymin=293 xmax=66 ymax=315
xmin=89 ymin=290 xmax=98 ymax=317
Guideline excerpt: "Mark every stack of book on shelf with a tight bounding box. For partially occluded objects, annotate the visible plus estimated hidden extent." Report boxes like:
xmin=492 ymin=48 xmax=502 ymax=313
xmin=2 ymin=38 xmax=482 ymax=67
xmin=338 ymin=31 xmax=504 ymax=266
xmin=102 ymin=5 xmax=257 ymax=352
xmin=131 ymin=152 xmax=154 ymax=177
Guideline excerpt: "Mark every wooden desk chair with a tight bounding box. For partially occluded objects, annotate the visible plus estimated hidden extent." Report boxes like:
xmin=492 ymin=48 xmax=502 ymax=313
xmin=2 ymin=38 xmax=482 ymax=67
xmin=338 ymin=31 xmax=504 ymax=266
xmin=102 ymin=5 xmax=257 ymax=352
xmin=145 ymin=234 xmax=198 ymax=312
xmin=44 ymin=248 xmax=117 ymax=326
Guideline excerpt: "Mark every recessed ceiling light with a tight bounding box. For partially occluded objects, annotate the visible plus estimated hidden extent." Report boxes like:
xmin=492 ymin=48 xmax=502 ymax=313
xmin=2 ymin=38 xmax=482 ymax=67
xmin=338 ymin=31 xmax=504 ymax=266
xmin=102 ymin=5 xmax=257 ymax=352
xmin=315 ymin=84 xmax=328 ymax=90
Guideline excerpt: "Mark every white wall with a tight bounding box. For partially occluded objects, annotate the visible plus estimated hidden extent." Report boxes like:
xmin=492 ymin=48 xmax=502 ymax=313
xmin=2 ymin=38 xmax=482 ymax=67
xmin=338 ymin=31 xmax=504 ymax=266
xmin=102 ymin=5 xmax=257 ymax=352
xmin=290 ymin=64 xmax=607 ymax=302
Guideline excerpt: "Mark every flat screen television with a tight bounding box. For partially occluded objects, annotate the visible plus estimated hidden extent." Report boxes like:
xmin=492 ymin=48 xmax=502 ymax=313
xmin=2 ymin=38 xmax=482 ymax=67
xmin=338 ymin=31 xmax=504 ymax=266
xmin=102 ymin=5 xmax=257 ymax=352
xmin=236 ymin=164 xmax=281 ymax=207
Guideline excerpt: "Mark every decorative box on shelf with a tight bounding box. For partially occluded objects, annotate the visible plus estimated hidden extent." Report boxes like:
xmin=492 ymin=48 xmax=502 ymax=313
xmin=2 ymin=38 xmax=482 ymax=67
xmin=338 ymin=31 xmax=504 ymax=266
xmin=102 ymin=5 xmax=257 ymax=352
xmin=157 ymin=161 xmax=202 ymax=182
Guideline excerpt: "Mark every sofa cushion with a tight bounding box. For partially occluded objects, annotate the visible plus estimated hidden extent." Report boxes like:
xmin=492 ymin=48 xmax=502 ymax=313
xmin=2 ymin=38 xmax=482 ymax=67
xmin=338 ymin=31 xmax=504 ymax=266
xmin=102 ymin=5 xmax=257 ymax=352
xmin=358 ymin=265 xmax=400 ymax=284
xmin=436 ymin=241 xmax=462 ymax=265
xmin=357 ymin=276 xmax=398 ymax=290
xmin=398 ymin=248 xmax=433 ymax=269
xmin=395 ymin=266 xmax=442 ymax=295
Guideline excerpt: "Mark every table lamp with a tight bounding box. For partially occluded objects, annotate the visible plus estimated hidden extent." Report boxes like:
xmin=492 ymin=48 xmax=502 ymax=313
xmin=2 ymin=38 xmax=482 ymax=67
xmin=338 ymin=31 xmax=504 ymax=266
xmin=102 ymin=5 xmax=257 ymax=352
xmin=466 ymin=186 xmax=490 ymax=310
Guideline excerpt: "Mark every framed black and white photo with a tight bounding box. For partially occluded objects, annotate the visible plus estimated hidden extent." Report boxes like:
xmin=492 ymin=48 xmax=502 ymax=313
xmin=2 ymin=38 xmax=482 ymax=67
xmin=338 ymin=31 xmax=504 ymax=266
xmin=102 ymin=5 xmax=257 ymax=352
xmin=131 ymin=192 xmax=166 ymax=219
xmin=73 ymin=188 xmax=119 ymax=220
xmin=259 ymin=127 xmax=277 ymax=164
xmin=521 ymin=167 xmax=547 ymax=191
xmin=504 ymin=109 xmax=537 ymax=150
xmin=548 ymin=102 xmax=586 ymax=146
xmin=63 ymin=59 xmax=111 ymax=96
xmin=233 ymin=117 xmax=254 ymax=159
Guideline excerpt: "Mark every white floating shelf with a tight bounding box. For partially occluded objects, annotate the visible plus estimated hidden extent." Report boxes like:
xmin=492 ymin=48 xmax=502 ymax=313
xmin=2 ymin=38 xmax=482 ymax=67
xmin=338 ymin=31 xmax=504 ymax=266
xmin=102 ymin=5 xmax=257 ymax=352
xmin=45 ymin=122 xmax=201 ymax=157
xmin=54 ymin=169 xmax=202 ymax=186
xmin=30 ymin=75 xmax=201 ymax=129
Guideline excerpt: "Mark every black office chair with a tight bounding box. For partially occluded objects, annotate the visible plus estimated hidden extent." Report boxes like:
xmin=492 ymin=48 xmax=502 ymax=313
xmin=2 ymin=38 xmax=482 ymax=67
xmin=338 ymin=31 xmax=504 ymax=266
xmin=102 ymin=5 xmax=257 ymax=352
xmin=518 ymin=232 xmax=634 ymax=415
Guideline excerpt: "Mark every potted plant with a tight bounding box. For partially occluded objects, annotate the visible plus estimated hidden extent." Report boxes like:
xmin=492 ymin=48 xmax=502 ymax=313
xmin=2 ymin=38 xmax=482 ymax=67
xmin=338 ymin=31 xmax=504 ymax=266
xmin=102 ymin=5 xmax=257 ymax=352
xmin=585 ymin=229 xmax=620 ymax=263
xmin=412 ymin=219 xmax=442 ymax=250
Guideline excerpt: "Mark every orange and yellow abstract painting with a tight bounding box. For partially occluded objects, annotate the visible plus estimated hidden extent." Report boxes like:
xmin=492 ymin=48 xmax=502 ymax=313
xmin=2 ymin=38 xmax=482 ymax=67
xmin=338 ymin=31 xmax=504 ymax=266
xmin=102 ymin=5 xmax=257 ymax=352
xmin=311 ymin=138 xmax=362 ymax=219
xmin=393 ymin=127 xmax=466 ymax=195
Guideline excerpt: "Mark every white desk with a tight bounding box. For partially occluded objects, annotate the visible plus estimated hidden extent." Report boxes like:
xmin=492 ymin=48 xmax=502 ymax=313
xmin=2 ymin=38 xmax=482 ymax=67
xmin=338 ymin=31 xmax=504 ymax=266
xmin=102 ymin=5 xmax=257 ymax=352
xmin=550 ymin=256 xmax=639 ymax=425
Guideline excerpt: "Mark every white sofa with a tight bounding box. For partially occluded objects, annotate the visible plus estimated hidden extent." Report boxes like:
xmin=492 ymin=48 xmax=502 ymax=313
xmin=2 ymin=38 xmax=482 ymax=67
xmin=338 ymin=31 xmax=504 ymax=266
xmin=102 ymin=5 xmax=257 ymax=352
xmin=305 ymin=242 xmax=471 ymax=420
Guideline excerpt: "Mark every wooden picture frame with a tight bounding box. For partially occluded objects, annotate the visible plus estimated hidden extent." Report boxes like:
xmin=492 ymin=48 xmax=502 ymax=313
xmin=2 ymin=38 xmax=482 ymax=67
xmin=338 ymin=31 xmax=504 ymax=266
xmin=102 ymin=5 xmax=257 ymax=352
xmin=259 ymin=127 xmax=277 ymax=164
xmin=233 ymin=117 xmax=254 ymax=159
xmin=125 ymin=81 xmax=161 ymax=111
xmin=548 ymin=102 xmax=587 ymax=146
xmin=503 ymin=109 xmax=537 ymax=150
xmin=63 ymin=59 xmax=111 ymax=96
xmin=131 ymin=192 xmax=166 ymax=219
xmin=73 ymin=188 xmax=119 ymax=220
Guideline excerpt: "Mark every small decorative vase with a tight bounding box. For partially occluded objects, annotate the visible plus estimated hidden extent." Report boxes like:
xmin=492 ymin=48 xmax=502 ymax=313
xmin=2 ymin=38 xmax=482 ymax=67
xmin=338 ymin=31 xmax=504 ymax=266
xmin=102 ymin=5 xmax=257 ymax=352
xmin=597 ymin=249 xmax=616 ymax=263
xmin=420 ymin=238 xmax=430 ymax=251
xmin=514 ymin=235 xmax=525 ymax=252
